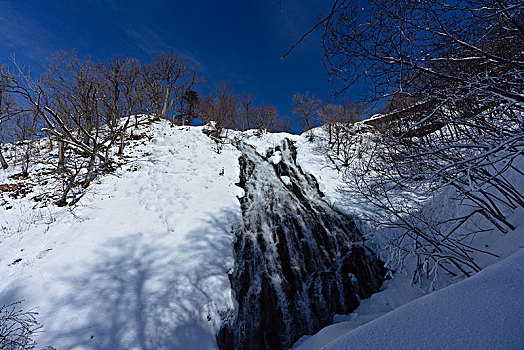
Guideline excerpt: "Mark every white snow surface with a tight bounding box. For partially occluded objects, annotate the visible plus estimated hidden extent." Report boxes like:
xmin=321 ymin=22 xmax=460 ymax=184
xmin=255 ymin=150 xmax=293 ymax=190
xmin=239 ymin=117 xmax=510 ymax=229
xmin=0 ymin=123 xmax=243 ymax=349
xmin=297 ymin=250 xmax=524 ymax=350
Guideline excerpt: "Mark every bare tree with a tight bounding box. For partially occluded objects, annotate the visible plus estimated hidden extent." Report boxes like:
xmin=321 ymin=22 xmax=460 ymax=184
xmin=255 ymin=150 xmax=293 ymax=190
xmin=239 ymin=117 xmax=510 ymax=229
xmin=238 ymin=92 xmax=254 ymax=131
xmin=137 ymin=65 xmax=164 ymax=118
xmin=98 ymin=56 xmax=126 ymax=131
xmin=117 ymin=57 xmax=142 ymax=154
xmin=98 ymin=56 xmax=142 ymax=156
xmin=199 ymin=82 xmax=238 ymax=152
xmin=0 ymin=73 xmax=13 ymax=169
xmin=150 ymin=51 xmax=200 ymax=121
xmin=199 ymin=82 xmax=238 ymax=129
xmin=12 ymin=110 xmax=39 ymax=177
xmin=3 ymin=51 xmax=122 ymax=203
xmin=318 ymin=103 xmax=344 ymax=145
xmin=44 ymin=50 xmax=102 ymax=145
xmin=318 ymin=100 xmax=362 ymax=161
xmin=174 ymin=89 xmax=199 ymax=126
xmin=273 ymin=114 xmax=293 ymax=133
xmin=323 ymin=0 xmax=524 ymax=233
xmin=42 ymin=50 xmax=111 ymax=187
xmin=1 ymin=65 xmax=45 ymax=175
xmin=251 ymin=104 xmax=279 ymax=135
xmin=317 ymin=0 xmax=524 ymax=102
xmin=237 ymin=92 xmax=291 ymax=134
xmin=292 ymin=92 xmax=320 ymax=136
xmin=283 ymin=0 xmax=524 ymax=280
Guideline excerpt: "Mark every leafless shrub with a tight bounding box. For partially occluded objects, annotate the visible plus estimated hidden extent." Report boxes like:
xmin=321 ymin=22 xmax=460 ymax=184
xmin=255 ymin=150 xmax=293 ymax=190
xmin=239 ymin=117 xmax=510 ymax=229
xmin=0 ymin=301 xmax=41 ymax=350
xmin=150 ymin=51 xmax=201 ymax=121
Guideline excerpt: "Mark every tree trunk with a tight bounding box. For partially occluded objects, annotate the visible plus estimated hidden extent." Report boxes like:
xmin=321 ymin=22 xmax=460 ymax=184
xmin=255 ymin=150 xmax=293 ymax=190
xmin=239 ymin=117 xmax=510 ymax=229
xmin=118 ymin=116 xmax=131 ymax=155
xmin=83 ymin=146 xmax=98 ymax=188
xmin=0 ymin=148 xmax=8 ymax=169
xmin=57 ymin=140 xmax=66 ymax=173
xmin=159 ymin=86 xmax=171 ymax=120
xmin=56 ymin=170 xmax=78 ymax=207
xmin=118 ymin=128 xmax=126 ymax=155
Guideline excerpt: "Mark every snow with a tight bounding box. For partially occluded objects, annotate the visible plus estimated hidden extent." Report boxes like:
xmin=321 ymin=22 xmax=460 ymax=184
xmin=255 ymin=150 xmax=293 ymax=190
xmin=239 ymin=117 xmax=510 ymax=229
xmin=298 ymin=250 xmax=524 ymax=350
xmin=1 ymin=123 xmax=523 ymax=349
xmin=280 ymin=175 xmax=291 ymax=186
xmin=268 ymin=150 xmax=282 ymax=164
xmin=0 ymin=122 xmax=242 ymax=349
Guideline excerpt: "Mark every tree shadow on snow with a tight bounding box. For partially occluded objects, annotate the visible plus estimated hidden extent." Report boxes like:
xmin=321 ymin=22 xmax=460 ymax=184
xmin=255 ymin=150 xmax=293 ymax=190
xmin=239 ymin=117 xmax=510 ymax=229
xmin=47 ymin=208 xmax=241 ymax=350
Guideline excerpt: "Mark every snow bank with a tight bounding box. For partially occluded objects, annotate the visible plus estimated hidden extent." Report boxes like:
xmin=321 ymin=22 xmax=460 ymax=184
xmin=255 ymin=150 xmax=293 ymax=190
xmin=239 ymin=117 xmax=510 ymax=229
xmin=298 ymin=250 xmax=524 ymax=350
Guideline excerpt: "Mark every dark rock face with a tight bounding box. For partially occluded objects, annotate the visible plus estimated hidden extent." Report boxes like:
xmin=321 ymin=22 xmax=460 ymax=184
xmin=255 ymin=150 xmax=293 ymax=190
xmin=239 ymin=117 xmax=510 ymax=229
xmin=217 ymin=139 xmax=386 ymax=349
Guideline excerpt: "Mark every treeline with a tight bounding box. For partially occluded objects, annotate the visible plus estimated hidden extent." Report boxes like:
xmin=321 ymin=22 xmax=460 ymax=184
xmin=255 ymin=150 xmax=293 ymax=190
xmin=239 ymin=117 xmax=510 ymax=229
xmin=0 ymin=49 xmax=299 ymax=205
xmin=200 ymin=86 xmax=364 ymax=147
xmin=200 ymin=82 xmax=292 ymax=135
xmin=0 ymin=49 xmax=334 ymax=204
xmin=0 ymin=50 xmax=205 ymax=204
xmin=0 ymin=47 xmax=362 ymax=197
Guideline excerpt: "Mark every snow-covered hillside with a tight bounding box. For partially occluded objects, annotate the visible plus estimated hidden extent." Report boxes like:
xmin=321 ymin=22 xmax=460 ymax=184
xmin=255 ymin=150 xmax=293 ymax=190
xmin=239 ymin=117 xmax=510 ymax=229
xmin=0 ymin=121 xmax=523 ymax=349
xmin=1 ymin=122 xmax=243 ymax=349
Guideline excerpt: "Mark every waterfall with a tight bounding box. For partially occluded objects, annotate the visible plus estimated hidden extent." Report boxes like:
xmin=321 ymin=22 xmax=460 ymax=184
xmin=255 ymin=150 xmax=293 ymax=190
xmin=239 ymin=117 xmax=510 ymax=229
xmin=217 ymin=138 xmax=386 ymax=349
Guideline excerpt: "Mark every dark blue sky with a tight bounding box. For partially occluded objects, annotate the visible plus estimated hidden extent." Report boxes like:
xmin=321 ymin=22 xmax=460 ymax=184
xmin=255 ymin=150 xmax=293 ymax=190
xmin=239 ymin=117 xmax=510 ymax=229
xmin=0 ymin=0 xmax=365 ymax=130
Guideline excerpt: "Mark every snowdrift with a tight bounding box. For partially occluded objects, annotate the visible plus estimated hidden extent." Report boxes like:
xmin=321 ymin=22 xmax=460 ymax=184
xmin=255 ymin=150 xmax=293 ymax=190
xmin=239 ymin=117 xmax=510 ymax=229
xmin=302 ymin=250 xmax=524 ymax=350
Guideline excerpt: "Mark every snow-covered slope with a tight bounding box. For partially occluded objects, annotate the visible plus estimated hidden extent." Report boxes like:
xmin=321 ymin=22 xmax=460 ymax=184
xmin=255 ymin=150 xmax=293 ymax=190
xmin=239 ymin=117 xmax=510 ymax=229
xmin=0 ymin=123 xmax=387 ymax=349
xmin=1 ymin=123 xmax=243 ymax=349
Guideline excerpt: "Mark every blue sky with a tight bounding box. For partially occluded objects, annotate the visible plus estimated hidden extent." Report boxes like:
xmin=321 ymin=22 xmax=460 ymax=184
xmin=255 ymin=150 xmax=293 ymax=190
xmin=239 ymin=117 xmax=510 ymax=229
xmin=0 ymin=0 xmax=364 ymax=130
